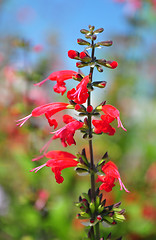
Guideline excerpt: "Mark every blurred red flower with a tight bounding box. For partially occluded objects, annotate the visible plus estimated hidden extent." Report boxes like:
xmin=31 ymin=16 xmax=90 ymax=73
xmin=16 ymin=102 xmax=70 ymax=127
xmin=97 ymin=161 xmax=129 ymax=192
xmin=34 ymin=70 xmax=77 ymax=95
xmin=30 ymin=150 xmax=78 ymax=184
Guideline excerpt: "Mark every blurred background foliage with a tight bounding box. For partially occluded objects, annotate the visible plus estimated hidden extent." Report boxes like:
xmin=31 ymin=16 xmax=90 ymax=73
xmin=0 ymin=0 xmax=156 ymax=239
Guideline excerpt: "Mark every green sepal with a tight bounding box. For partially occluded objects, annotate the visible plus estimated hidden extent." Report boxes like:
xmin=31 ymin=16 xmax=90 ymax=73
xmin=94 ymin=28 xmax=104 ymax=34
xmin=114 ymin=213 xmax=125 ymax=222
xmin=77 ymin=212 xmax=90 ymax=219
xmin=75 ymin=202 xmax=82 ymax=207
xmin=97 ymin=159 xmax=105 ymax=167
xmin=89 ymin=202 xmax=96 ymax=214
xmin=95 ymin=196 xmax=100 ymax=209
xmin=80 ymin=29 xmax=89 ymax=34
xmin=97 ymin=40 xmax=113 ymax=47
xmin=75 ymin=167 xmax=89 ymax=176
xmin=98 ymin=205 xmax=104 ymax=213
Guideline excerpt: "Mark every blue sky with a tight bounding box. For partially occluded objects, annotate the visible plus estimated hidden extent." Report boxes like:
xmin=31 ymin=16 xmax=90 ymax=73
xmin=1 ymin=0 xmax=127 ymax=49
xmin=0 ymin=0 xmax=130 ymax=74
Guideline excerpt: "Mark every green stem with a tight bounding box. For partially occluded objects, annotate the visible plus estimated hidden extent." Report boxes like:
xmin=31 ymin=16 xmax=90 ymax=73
xmin=87 ymin=40 xmax=100 ymax=240
xmin=95 ymin=223 xmax=100 ymax=240
xmin=88 ymin=40 xmax=95 ymax=202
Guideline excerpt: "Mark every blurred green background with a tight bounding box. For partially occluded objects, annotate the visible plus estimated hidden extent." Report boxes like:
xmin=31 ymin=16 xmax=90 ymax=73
xmin=0 ymin=0 xmax=156 ymax=239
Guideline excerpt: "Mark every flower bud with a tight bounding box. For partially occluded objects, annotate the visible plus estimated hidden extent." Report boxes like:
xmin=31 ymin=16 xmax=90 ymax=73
xmin=96 ymin=65 xmax=103 ymax=72
xmin=96 ymin=59 xmax=118 ymax=69
xmin=80 ymin=29 xmax=89 ymax=34
xmin=91 ymin=35 xmax=97 ymax=41
xmin=92 ymin=81 xmax=107 ymax=88
xmin=89 ymin=202 xmax=95 ymax=214
xmin=97 ymin=40 xmax=113 ymax=47
xmin=75 ymin=104 xmax=81 ymax=111
xmin=114 ymin=213 xmax=125 ymax=222
xmin=76 ymin=62 xmax=89 ymax=68
xmin=95 ymin=195 xmax=100 ymax=208
xmin=72 ymin=73 xmax=83 ymax=81
xmin=94 ymin=28 xmax=104 ymax=34
xmin=77 ymin=38 xmax=90 ymax=46
xmin=97 ymin=215 xmax=102 ymax=221
xmin=98 ymin=204 xmax=104 ymax=213
xmin=79 ymin=51 xmax=91 ymax=62
xmin=85 ymin=33 xmax=92 ymax=39
xmin=88 ymin=25 xmax=95 ymax=31
xmin=84 ymin=117 xmax=88 ymax=126
xmin=113 ymin=202 xmax=121 ymax=208
xmin=105 ymin=61 xmax=118 ymax=69
xmin=90 ymin=219 xmax=95 ymax=224
xmin=68 ymin=50 xmax=79 ymax=59
xmin=87 ymin=105 xmax=93 ymax=113
xmin=96 ymin=59 xmax=107 ymax=66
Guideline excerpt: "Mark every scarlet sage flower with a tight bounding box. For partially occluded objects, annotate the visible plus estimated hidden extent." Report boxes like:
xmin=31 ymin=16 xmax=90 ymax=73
xmin=67 ymin=75 xmax=89 ymax=104
xmin=34 ymin=70 xmax=78 ymax=95
xmin=51 ymin=117 xmax=84 ymax=147
xmin=92 ymin=115 xmax=116 ymax=136
xmin=102 ymin=105 xmax=127 ymax=131
xmin=30 ymin=150 xmax=78 ymax=184
xmin=97 ymin=161 xmax=129 ymax=192
xmin=16 ymin=102 xmax=71 ymax=127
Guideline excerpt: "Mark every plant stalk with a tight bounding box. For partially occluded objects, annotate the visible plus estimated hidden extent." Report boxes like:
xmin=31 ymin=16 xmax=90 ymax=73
xmin=87 ymin=40 xmax=100 ymax=240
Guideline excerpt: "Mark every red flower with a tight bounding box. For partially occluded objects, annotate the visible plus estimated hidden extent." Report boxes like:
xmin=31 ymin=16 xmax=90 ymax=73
xmin=34 ymin=70 xmax=77 ymax=95
xmin=51 ymin=116 xmax=83 ymax=147
xmin=96 ymin=175 xmax=115 ymax=192
xmin=30 ymin=150 xmax=78 ymax=184
xmin=16 ymin=102 xmax=70 ymax=127
xmin=102 ymin=104 xmax=127 ymax=131
xmin=67 ymin=75 xmax=89 ymax=104
xmin=92 ymin=115 xmax=116 ymax=136
xmin=97 ymin=161 xmax=129 ymax=192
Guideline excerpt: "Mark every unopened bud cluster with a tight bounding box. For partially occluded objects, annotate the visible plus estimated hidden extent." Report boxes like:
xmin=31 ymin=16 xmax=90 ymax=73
xmin=68 ymin=25 xmax=118 ymax=72
xmin=76 ymin=188 xmax=125 ymax=227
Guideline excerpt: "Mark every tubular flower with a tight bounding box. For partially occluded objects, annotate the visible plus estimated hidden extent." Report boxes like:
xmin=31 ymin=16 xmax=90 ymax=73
xmin=51 ymin=116 xmax=84 ymax=147
xmin=102 ymin=104 xmax=127 ymax=131
xmin=34 ymin=70 xmax=78 ymax=95
xmin=67 ymin=75 xmax=89 ymax=104
xmin=16 ymin=102 xmax=70 ymax=127
xmin=92 ymin=115 xmax=116 ymax=136
xmin=97 ymin=161 xmax=129 ymax=192
xmin=30 ymin=150 xmax=78 ymax=184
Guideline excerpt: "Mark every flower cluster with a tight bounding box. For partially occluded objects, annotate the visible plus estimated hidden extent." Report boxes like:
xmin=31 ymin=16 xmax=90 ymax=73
xmin=17 ymin=25 xmax=129 ymax=239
